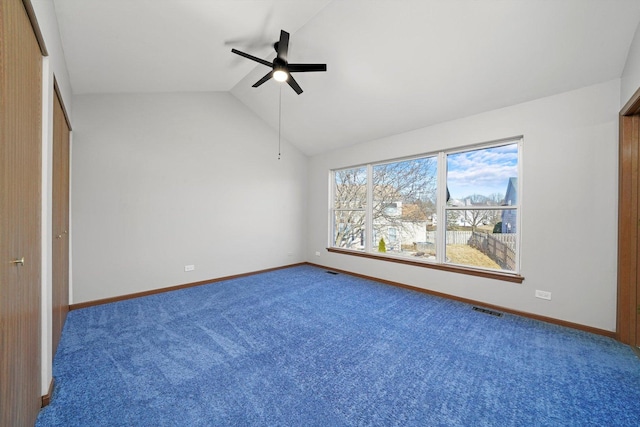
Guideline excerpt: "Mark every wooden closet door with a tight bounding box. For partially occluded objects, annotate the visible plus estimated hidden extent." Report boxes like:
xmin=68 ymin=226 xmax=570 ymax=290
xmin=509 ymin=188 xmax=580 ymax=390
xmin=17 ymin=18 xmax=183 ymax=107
xmin=52 ymin=89 xmax=70 ymax=357
xmin=618 ymin=110 xmax=640 ymax=349
xmin=0 ymin=0 xmax=43 ymax=425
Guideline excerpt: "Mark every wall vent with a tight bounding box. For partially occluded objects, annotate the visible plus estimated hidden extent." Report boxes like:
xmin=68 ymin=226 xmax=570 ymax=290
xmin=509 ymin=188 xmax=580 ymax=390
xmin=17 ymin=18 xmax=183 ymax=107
xmin=472 ymin=306 xmax=503 ymax=317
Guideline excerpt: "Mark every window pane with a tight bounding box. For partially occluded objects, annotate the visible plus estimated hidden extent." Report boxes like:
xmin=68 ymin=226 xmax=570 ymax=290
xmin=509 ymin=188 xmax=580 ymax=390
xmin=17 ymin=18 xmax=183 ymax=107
xmin=445 ymin=209 xmax=517 ymax=271
xmin=334 ymin=167 xmax=367 ymax=209
xmin=334 ymin=210 xmax=365 ymax=250
xmin=447 ymin=143 xmax=518 ymax=207
xmin=372 ymin=157 xmax=437 ymax=259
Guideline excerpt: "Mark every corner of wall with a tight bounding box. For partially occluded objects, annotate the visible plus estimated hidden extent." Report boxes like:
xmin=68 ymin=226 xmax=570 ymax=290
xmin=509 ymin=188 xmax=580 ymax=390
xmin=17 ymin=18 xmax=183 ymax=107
xmin=621 ymin=19 xmax=640 ymax=107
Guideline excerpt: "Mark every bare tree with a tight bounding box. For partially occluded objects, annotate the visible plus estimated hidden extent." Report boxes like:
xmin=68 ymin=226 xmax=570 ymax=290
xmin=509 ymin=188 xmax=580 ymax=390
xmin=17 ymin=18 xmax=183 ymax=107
xmin=333 ymin=157 xmax=438 ymax=249
xmin=333 ymin=168 xmax=366 ymax=248
xmin=372 ymin=158 xmax=437 ymax=247
xmin=485 ymin=192 xmax=505 ymax=226
xmin=450 ymin=193 xmax=510 ymax=232
xmin=448 ymin=194 xmax=493 ymax=232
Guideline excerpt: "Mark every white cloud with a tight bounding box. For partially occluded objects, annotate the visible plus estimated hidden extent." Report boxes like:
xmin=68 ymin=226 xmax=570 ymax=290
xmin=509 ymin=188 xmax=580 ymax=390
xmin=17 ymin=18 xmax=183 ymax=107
xmin=447 ymin=143 xmax=518 ymax=198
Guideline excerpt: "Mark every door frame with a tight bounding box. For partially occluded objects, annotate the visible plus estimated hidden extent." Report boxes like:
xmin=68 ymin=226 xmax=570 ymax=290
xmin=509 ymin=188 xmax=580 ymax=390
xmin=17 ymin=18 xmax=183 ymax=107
xmin=51 ymin=80 xmax=71 ymax=359
xmin=618 ymin=86 xmax=640 ymax=349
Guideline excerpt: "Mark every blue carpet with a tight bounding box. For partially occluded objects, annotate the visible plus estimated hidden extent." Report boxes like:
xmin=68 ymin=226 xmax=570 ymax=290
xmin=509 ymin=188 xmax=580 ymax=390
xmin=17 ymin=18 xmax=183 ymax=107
xmin=37 ymin=265 xmax=640 ymax=426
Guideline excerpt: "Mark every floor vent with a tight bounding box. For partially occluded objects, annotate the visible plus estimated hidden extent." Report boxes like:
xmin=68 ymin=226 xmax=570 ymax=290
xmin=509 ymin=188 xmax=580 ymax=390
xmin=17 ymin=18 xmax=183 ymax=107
xmin=472 ymin=306 xmax=503 ymax=317
xmin=326 ymin=271 xmax=339 ymax=275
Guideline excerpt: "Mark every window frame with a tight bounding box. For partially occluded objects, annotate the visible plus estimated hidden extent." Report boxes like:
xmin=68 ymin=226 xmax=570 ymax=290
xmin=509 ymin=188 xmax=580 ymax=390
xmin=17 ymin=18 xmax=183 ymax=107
xmin=329 ymin=137 xmax=524 ymax=283
xmin=331 ymin=166 xmax=368 ymax=251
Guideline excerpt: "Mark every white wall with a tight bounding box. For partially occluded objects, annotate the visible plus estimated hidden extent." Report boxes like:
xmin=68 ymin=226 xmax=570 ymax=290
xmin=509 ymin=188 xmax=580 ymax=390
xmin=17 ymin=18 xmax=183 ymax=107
xmin=622 ymin=20 xmax=640 ymax=106
xmin=71 ymin=92 xmax=307 ymax=303
xmin=33 ymin=0 xmax=73 ymax=105
xmin=307 ymin=79 xmax=620 ymax=332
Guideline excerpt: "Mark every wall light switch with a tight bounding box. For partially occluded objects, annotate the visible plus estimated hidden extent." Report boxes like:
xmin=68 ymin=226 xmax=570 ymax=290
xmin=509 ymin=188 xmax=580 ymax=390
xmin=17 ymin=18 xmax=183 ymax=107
xmin=184 ymin=265 xmax=195 ymax=272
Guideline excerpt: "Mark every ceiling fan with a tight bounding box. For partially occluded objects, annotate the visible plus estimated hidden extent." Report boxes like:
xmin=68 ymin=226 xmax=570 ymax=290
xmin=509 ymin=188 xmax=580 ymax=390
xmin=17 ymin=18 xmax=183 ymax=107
xmin=231 ymin=30 xmax=327 ymax=95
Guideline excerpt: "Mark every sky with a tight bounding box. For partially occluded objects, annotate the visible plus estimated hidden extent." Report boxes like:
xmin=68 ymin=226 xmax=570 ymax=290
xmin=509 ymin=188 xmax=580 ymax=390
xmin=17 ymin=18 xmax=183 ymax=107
xmin=446 ymin=143 xmax=518 ymax=200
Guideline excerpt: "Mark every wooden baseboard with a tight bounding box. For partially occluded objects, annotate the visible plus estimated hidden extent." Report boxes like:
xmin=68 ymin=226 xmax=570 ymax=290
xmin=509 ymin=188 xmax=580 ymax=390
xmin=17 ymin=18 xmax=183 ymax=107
xmin=69 ymin=261 xmax=616 ymax=339
xmin=70 ymin=263 xmax=306 ymax=310
xmin=306 ymin=262 xmax=616 ymax=339
xmin=41 ymin=378 xmax=54 ymax=407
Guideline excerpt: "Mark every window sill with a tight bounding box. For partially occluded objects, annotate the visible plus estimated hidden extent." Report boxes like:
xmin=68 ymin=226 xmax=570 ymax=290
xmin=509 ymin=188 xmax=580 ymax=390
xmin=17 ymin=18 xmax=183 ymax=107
xmin=326 ymin=247 xmax=524 ymax=283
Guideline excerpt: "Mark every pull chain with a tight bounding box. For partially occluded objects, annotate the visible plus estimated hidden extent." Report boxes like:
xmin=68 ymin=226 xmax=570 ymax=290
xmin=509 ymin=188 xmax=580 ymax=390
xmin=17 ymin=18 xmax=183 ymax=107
xmin=278 ymin=85 xmax=282 ymax=160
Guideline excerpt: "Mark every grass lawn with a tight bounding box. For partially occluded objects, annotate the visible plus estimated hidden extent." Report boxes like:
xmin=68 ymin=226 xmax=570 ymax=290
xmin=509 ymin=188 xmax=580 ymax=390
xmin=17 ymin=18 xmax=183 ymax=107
xmin=446 ymin=244 xmax=501 ymax=269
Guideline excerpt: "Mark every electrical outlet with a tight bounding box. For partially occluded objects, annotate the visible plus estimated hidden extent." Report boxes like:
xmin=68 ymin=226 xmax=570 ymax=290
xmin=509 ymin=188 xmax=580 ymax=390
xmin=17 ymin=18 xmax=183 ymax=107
xmin=535 ymin=290 xmax=551 ymax=300
xmin=315 ymin=251 xmax=321 ymax=257
xmin=184 ymin=265 xmax=195 ymax=272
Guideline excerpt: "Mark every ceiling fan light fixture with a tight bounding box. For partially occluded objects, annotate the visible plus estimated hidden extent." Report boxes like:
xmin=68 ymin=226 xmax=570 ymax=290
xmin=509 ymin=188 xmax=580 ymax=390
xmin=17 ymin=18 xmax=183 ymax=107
xmin=231 ymin=30 xmax=326 ymax=94
xmin=273 ymin=69 xmax=288 ymax=82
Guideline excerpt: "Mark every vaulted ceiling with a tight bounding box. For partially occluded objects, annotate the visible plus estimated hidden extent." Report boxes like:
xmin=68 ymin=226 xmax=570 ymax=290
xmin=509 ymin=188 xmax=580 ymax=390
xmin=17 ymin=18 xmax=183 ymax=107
xmin=53 ymin=0 xmax=640 ymax=155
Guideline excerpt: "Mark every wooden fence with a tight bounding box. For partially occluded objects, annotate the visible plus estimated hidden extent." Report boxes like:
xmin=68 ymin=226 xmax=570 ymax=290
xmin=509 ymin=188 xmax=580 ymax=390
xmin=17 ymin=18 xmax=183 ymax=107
xmin=469 ymin=231 xmax=516 ymax=271
xmin=421 ymin=231 xmax=473 ymax=246
xmin=417 ymin=230 xmax=516 ymax=271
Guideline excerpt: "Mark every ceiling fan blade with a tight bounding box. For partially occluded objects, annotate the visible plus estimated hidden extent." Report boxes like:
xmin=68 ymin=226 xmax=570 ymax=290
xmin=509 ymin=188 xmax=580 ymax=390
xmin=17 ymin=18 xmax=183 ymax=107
xmin=288 ymin=63 xmax=327 ymax=73
xmin=277 ymin=30 xmax=289 ymax=62
xmin=231 ymin=49 xmax=273 ymax=68
xmin=252 ymin=72 xmax=273 ymax=88
xmin=287 ymin=74 xmax=303 ymax=95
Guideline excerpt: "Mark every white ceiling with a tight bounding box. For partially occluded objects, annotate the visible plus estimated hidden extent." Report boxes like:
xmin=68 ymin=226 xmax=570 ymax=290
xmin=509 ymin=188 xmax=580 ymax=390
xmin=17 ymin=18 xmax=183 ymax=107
xmin=53 ymin=0 xmax=640 ymax=156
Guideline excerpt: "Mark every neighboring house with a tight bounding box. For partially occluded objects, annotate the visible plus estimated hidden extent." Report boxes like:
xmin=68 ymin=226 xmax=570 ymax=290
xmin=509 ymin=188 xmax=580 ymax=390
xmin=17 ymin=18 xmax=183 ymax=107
xmin=374 ymin=201 xmax=432 ymax=251
xmin=501 ymin=177 xmax=517 ymax=233
xmin=373 ymin=201 xmax=404 ymax=251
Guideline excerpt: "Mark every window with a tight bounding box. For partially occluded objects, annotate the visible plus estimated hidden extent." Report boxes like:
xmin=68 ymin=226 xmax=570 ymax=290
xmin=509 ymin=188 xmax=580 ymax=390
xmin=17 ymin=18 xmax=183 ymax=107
xmin=333 ymin=167 xmax=367 ymax=250
xmin=371 ymin=156 xmax=438 ymax=256
xmin=330 ymin=138 xmax=521 ymax=277
xmin=445 ymin=143 xmax=519 ymax=272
